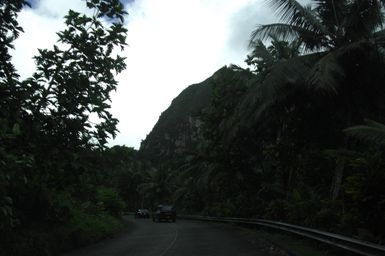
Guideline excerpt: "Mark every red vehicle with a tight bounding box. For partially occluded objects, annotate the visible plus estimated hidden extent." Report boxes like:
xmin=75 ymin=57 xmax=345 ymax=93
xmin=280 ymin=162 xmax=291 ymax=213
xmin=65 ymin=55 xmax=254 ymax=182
xmin=152 ymin=205 xmax=176 ymax=222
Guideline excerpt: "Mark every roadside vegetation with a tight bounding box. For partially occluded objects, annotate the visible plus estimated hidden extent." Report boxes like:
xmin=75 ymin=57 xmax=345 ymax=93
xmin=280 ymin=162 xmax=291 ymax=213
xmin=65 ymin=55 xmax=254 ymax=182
xmin=0 ymin=1 xmax=134 ymax=255
xmin=139 ymin=0 xmax=385 ymax=245
xmin=3 ymin=0 xmax=385 ymax=255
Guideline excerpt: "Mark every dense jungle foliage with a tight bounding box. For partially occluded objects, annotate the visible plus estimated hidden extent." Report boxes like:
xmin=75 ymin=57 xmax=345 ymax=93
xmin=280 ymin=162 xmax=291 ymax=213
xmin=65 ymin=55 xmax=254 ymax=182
xmin=139 ymin=0 xmax=385 ymax=244
xmin=0 ymin=1 xmax=138 ymax=255
xmin=3 ymin=0 xmax=385 ymax=255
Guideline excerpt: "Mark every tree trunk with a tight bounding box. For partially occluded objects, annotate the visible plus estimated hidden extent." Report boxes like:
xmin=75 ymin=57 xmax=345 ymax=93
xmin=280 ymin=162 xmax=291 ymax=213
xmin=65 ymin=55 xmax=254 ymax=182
xmin=331 ymin=159 xmax=344 ymax=200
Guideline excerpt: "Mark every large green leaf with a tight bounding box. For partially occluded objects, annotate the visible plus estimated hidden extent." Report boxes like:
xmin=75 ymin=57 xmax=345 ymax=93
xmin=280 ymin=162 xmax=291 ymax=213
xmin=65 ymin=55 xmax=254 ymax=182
xmin=344 ymin=119 xmax=385 ymax=145
xmin=306 ymin=51 xmax=344 ymax=94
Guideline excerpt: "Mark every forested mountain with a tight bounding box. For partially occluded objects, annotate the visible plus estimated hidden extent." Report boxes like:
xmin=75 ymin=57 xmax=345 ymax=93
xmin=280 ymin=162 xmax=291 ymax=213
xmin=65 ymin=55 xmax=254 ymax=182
xmin=3 ymin=0 xmax=385 ymax=255
xmin=139 ymin=0 xmax=385 ymax=244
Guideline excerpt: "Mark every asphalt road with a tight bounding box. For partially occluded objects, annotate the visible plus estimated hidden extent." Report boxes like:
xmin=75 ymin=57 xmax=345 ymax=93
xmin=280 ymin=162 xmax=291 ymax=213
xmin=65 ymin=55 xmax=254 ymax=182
xmin=62 ymin=216 xmax=278 ymax=256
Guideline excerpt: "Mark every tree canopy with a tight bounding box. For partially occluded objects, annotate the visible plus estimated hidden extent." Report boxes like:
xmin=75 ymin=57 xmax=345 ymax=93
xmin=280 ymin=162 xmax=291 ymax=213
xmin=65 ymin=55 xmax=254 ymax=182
xmin=138 ymin=0 xmax=385 ymax=244
xmin=0 ymin=1 xmax=135 ymax=255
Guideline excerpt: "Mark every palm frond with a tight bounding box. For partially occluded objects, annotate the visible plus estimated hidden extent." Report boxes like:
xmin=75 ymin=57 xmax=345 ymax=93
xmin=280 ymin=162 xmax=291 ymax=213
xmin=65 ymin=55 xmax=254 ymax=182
xmin=248 ymin=40 xmax=275 ymax=64
xmin=373 ymin=29 xmax=385 ymax=46
xmin=269 ymin=0 xmax=313 ymax=26
xmin=323 ymin=149 xmax=363 ymax=159
xmin=174 ymin=186 xmax=190 ymax=202
xmin=268 ymin=0 xmax=329 ymax=35
xmin=313 ymin=0 xmax=347 ymax=26
xmin=306 ymin=51 xmax=344 ymax=94
xmin=175 ymin=163 xmax=201 ymax=183
xmin=376 ymin=46 xmax=385 ymax=64
xmin=344 ymin=119 xmax=385 ymax=145
xmin=323 ymin=148 xmax=367 ymax=167
xmin=268 ymin=35 xmax=301 ymax=59
xmin=237 ymin=53 xmax=318 ymax=126
xmin=250 ymin=23 xmax=299 ymax=45
xmin=136 ymin=182 xmax=157 ymax=194
xmin=342 ymin=0 xmax=384 ymax=41
xmin=196 ymin=162 xmax=222 ymax=190
xmin=364 ymin=119 xmax=385 ymax=129
xmin=250 ymin=23 xmax=327 ymax=51
xmin=289 ymin=38 xmax=302 ymax=55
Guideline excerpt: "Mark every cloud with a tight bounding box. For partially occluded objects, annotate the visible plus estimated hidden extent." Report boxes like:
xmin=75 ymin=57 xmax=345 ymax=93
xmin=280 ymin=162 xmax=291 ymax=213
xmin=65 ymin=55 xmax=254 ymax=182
xmin=228 ymin=1 xmax=276 ymax=50
xmin=13 ymin=0 xmax=278 ymax=149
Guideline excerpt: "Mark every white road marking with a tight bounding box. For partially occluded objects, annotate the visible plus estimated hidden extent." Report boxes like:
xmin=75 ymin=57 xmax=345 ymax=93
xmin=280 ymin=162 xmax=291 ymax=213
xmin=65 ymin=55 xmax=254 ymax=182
xmin=159 ymin=227 xmax=178 ymax=256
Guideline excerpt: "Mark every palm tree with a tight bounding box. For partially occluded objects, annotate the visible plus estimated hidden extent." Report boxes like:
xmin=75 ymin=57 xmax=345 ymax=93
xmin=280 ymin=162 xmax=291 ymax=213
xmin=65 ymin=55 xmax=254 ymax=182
xmin=235 ymin=0 xmax=385 ymax=137
xmin=239 ymin=1 xmax=385 ymax=210
xmin=246 ymin=35 xmax=301 ymax=75
xmin=136 ymin=165 xmax=174 ymax=207
xmin=249 ymin=0 xmax=385 ymax=93
xmin=251 ymin=0 xmax=385 ymax=51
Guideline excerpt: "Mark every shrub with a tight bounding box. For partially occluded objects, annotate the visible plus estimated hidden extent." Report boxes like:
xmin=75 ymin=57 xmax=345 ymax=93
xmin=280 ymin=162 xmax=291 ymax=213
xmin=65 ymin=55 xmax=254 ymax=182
xmin=95 ymin=187 xmax=126 ymax=216
xmin=67 ymin=210 xmax=123 ymax=247
xmin=264 ymin=200 xmax=289 ymax=221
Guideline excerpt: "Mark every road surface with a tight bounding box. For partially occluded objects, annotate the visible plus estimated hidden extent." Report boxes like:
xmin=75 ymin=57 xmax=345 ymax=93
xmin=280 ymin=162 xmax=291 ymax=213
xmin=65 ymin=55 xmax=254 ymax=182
xmin=62 ymin=216 xmax=284 ymax=256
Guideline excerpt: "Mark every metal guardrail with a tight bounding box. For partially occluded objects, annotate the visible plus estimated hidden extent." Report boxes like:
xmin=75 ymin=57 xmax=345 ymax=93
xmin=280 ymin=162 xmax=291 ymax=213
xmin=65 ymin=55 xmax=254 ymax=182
xmin=178 ymin=215 xmax=385 ymax=256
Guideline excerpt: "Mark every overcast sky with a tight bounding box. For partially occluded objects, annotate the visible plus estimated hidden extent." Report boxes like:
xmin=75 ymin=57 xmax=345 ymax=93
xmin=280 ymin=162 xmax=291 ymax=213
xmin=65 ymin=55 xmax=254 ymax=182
xmin=13 ymin=0 xmax=303 ymax=149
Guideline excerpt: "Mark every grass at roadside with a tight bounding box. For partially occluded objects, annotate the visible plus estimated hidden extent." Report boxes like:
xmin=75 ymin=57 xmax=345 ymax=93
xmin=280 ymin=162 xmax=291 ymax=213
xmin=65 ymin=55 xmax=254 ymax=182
xmin=1 ymin=213 xmax=126 ymax=256
xmin=57 ymin=212 xmax=124 ymax=251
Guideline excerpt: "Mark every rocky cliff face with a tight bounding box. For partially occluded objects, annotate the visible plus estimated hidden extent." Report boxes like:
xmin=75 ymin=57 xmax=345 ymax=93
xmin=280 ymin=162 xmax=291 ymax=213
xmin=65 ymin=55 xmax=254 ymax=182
xmin=138 ymin=65 xmax=256 ymax=165
xmin=138 ymin=68 xmax=222 ymax=163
